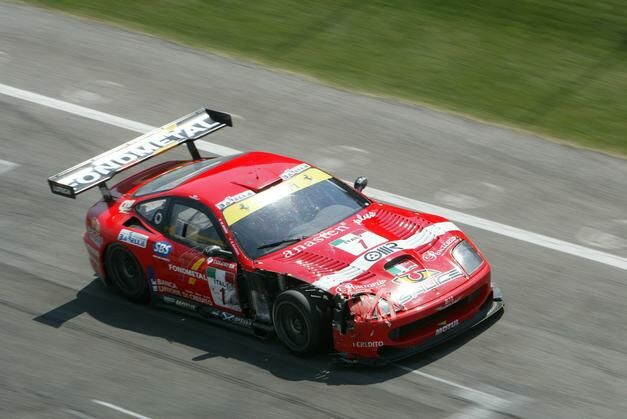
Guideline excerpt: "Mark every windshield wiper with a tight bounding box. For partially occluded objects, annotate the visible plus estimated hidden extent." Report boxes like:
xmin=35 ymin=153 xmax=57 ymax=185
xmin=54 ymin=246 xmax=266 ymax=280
xmin=257 ymin=236 xmax=308 ymax=250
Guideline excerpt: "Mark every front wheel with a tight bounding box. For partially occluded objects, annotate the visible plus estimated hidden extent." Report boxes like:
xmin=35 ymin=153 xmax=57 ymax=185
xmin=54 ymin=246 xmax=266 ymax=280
xmin=105 ymin=244 xmax=149 ymax=303
xmin=272 ymin=288 xmax=330 ymax=354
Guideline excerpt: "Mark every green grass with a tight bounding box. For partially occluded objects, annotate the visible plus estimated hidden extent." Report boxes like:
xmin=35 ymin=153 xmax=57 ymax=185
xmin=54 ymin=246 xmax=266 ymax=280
xmin=26 ymin=0 xmax=627 ymax=156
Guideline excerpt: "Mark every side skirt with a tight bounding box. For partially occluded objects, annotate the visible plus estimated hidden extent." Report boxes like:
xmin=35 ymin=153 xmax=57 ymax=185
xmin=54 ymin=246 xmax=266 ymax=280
xmin=152 ymin=294 xmax=274 ymax=338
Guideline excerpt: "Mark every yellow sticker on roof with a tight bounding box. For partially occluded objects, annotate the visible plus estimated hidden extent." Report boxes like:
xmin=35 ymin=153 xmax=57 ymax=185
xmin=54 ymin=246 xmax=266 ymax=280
xmin=223 ymin=168 xmax=331 ymax=225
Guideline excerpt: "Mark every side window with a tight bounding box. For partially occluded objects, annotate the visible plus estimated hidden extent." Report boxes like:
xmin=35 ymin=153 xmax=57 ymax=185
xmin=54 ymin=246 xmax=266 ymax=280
xmin=169 ymin=203 xmax=225 ymax=248
xmin=135 ymin=199 xmax=168 ymax=229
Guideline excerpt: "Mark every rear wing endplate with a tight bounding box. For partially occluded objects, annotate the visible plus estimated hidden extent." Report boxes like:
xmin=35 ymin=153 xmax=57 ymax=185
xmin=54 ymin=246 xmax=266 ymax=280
xmin=48 ymin=108 xmax=232 ymax=199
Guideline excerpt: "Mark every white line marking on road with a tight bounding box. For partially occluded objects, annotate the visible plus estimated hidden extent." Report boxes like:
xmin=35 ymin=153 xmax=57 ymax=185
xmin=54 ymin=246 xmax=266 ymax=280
xmin=63 ymin=409 xmax=97 ymax=419
xmin=393 ymin=363 xmax=494 ymax=398
xmin=367 ymin=187 xmax=627 ymax=271
xmin=1 ymin=82 xmax=626 ymax=271
xmin=196 ymin=140 xmax=240 ymax=156
xmin=92 ymin=400 xmax=152 ymax=419
xmin=0 ymin=159 xmax=18 ymax=175
xmin=0 ymin=83 xmax=153 ymax=132
xmin=393 ymin=364 xmax=527 ymax=418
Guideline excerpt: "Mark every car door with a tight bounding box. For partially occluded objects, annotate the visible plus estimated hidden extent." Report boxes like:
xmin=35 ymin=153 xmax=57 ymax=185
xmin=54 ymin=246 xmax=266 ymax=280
xmin=157 ymin=198 xmax=243 ymax=314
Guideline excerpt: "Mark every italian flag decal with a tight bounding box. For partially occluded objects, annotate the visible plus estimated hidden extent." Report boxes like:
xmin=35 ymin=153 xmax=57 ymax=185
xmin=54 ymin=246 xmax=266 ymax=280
xmin=207 ymin=267 xmax=240 ymax=311
xmin=330 ymin=229 xmax=387 ymax=255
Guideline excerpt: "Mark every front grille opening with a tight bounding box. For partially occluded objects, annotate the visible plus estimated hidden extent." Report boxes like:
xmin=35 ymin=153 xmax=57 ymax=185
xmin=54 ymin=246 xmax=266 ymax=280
xmin=389 ymin=285 xmax=488 ymax=341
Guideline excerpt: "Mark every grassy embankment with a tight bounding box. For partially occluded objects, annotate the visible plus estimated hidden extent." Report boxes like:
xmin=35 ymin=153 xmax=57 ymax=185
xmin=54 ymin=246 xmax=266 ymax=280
xmin=27 ymin=0 xmax=627 ymax=156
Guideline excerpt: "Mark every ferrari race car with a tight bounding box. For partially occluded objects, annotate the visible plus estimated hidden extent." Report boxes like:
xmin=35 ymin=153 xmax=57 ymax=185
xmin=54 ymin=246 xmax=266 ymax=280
xmin=48 ymin=108 xmax=503 ymax=364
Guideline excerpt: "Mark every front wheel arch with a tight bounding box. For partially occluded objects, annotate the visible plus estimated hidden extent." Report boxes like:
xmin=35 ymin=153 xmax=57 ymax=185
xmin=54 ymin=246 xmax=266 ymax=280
xmin=272 ymin=287 xmax=331 ymax=354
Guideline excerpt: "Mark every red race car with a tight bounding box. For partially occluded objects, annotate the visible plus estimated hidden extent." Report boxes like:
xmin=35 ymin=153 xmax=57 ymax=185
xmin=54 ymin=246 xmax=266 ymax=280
xmin=49 ymin=108 xmax=503 ymax=364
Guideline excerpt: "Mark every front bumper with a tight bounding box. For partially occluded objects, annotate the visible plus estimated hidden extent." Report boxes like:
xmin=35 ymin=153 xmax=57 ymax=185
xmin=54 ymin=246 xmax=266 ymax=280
xmin=337 ymin=287 xmax=503 ymax=366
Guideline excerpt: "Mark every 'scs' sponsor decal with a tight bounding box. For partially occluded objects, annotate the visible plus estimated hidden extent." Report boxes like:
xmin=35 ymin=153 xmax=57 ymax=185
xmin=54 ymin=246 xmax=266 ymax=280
xmin=117 ymin=229 xmax=148 ymax=248
xmin=153 ymin=241 xmax=172 ymax=259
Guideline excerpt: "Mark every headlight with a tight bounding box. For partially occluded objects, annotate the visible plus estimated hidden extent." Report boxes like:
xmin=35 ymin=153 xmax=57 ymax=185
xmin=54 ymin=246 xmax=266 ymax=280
xmin=452 ymin=240 xmax=483 ymax=275
xmin=350 ymin=294 xmax=397 ymax=320
xmin=377 ymin=298 xmax=392 ymax=316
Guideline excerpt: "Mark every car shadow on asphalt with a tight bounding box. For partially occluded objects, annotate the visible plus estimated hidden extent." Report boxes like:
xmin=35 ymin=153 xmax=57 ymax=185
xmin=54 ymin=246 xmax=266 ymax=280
xmin=33 ymin=278 xmax=503 ymax=386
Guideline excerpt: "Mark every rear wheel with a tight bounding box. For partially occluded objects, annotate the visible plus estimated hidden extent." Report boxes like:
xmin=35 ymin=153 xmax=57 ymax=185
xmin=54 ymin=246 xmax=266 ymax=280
xmin=273 ymin=288 xmax=330 ymax=354
xmin=105 ymin=244 xmax=149 ymax=302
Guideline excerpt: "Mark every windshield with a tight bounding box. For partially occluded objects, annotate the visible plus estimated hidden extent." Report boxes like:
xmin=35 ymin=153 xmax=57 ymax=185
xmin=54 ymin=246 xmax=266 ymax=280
xmin=229 ymin=178 xmax=369 ymax=259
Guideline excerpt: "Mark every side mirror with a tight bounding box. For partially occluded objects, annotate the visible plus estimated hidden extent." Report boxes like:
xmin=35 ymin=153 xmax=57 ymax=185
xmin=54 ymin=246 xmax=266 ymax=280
xmin=202 ymin=245 xmax=234 ymax=259
xmin=354 ymin=176 xmax=368 ymax=192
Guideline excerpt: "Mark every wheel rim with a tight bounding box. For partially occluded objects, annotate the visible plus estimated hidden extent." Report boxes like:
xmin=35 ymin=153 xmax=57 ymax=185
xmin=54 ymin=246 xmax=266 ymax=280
xmin=277 ymin=303 xmax=309 ymax=350
xmin=110 ymin=248 xmax=142 ymax=295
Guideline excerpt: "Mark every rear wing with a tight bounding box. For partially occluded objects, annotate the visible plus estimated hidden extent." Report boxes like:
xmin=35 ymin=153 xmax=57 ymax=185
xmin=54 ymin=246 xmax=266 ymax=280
xmin=48 ymin=108 xmax=232 ymax=199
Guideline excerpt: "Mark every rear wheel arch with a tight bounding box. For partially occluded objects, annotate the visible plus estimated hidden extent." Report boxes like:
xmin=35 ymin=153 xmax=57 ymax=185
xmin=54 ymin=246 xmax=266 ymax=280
xmin=104 ymin=243 xmax=150 ymax=303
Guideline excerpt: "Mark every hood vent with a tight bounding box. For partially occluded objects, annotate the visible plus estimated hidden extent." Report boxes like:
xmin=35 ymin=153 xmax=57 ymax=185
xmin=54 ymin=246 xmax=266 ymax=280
xmin=279 ymin=251 xmax=349 ymax=277
xmin=376 ymin=209 xmax=423 ymax=239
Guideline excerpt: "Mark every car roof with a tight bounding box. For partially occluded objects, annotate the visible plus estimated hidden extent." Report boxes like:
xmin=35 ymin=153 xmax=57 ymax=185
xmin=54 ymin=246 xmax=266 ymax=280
xmin=167 ymin=151 xmax=308 ymax=207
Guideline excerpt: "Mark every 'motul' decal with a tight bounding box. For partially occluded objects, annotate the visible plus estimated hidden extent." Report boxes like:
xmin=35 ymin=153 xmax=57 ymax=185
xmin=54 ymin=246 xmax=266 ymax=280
xmin=313 ymin=222 xmax=460 ymax=291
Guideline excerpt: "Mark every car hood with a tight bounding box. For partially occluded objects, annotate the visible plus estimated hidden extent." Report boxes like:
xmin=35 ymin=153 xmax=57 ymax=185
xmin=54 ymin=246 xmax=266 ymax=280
xmin=257 ymin=203 xmax=471 ymax=309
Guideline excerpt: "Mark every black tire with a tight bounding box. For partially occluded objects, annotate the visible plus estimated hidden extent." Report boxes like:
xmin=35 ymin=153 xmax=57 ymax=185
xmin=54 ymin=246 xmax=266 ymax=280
xmin=105 ymin=244 xmax=149 ymax=303
xmin=272 ymin=288 xmax=331 ymax=354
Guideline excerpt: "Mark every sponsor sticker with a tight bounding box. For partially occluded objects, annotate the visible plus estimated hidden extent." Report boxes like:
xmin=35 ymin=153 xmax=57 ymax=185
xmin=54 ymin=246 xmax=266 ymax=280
xmin=279 ymin=163 xmax=310 ymax=180
xmin=422 ymin=236 xmax=458 ymax=262
xmin=117 ymin=229 xmax=148 ymax=248
xmin=335 ymin=279 xmax=387 ymax=294
xmin=438 ymin=296 xmax=457 ymax=311
xmin=435 ymin=319 xmax=459 ymax=336
xmin=353 ymin=341 xmax=384 ymax=348
xmin=216 ymin=190 xmax=255 ymax=210
xmin=362 ymin=242 xmax=402 ymax=262
xmin=56 ymin=112 xmax=221 ymax=191
xmin=185 ymin=292 xmax=213 ymax=305
xmin=51 ymin=184 xmax=73 ymax=196
xmin=119 ymin=199 xmax=135 ymax=213
xmin=330 ymin=229 xmax=387 ymax=256
xmin=394 ymin=268 xmax=464 ymax=305
xmin=153 ymin=241 xmax=172 ymax=259
xmin=207 ymin=308 xmax=253 ymax=327
xmin=282 ymin=223 xmax=350 ymax=258
xmin=353 ymin=211 xmax=376 ymax=225
xmin=168 ymin=261 xmax=207 ymax=281
xmin=206 ymin=266 xmax=241 ymax=311
xmin=208 ymin=258 xmax=237 ymax=270
xmin=392 ymin=269 xmax=441 ymax=285
xmin=163 ymin=295 xmax=198 ymax=312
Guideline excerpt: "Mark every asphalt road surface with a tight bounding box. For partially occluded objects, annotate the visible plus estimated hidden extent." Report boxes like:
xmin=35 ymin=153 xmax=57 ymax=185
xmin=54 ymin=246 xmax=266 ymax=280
xmin=1 ymin=2 xmax=626 ymax=418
